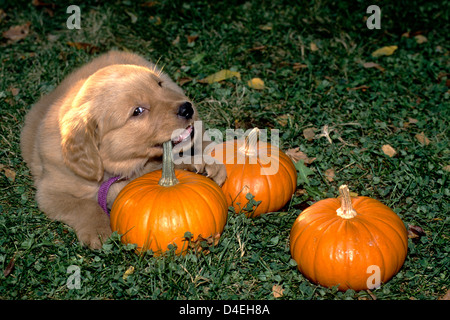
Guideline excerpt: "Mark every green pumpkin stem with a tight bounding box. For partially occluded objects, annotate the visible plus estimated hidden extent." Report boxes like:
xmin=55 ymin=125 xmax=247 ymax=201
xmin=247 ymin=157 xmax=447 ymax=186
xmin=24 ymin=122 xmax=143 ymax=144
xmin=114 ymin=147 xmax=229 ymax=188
xmin=336 ymin=185 xmax=358 ymax=219
xmin=159 ymin=141 xmax=179 ymax=187
xmin=239 ymin=127 xmax=259 ymax=156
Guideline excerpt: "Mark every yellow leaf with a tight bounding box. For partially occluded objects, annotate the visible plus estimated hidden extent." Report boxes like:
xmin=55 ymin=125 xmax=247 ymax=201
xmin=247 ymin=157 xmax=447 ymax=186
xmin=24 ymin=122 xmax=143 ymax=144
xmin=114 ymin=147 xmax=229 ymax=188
xmin=122 ymin=266 xmax=135 ymax=281
xmin=382 ymin=144 xmax=397 ymax=157
xmin=199 ymin=69 xmax=241 ymax=84
xmin=371 ymin=45 xmax=398 ymax=57
xmin=247 ymin=77 xmax=265 ymax=89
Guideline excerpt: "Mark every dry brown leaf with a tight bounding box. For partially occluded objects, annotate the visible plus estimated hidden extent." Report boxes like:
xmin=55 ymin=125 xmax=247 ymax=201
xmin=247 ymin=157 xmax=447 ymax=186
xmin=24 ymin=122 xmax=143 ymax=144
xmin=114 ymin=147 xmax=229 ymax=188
xmin=303 ymin=127 xmax=316 ymax=141
xmin=347 ymin=85 xmax=369 ymax=91
xmin=67 ymin=42 xmax=100 ymax=54
xmin=3 ymin=22 xmax=31 ymax=42
xmin=310 ymin=42 xmax=319 ymax=51
xmin=414 ymin=35 xmax=428 ymax=44
xmin=324 ymin=168 xmax=335 ymax=182
xmin=382 ymin=144 xmax=397 ymax=157
xmin=285 ymin=147 xmax=316 ymax=164
xmin=276 ymin=114 xmax=290 ymax=127
xmin=4 ymin=168 xmax=16 ymax=182
xmin=177 ymin=77 xmax=192 ymax=86
xmin=363 ymin=61 xmax=385 ymax=72
xmin=272 ymin=284 xmax=284 ymax=298
xmin=415 ymin=132 xmax=430 ymax=145
xmin=293 ymin=62 xmax=308 ymax=70
xmin=408 ymin=117 xmax=418 ymax=124
xmin=3 ymin=256 xmax=15 ymax=277
xmin=408 ymin=224 xmax=426 ymax=240
xmin=187 ymin=34 xmax=199 ymax=43
xmin=443 ymin=165 xmax=450 ymax=172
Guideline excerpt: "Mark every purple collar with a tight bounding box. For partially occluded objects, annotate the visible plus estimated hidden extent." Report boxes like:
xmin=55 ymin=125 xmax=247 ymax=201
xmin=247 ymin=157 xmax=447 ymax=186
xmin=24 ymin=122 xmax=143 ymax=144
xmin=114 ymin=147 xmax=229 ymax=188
xmin=98 ymin=176 xmax=122 ymax=216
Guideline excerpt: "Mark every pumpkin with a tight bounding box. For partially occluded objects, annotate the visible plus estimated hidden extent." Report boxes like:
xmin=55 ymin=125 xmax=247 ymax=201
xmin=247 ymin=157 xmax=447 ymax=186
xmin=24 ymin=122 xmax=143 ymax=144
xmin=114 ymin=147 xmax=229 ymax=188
xmin=110 ymin=141 xmax=228 ymax=255
xmin=210 ymin=128 xmax=297 ymax=217
xmin=290 ymin=185 xmax=408 ymax=291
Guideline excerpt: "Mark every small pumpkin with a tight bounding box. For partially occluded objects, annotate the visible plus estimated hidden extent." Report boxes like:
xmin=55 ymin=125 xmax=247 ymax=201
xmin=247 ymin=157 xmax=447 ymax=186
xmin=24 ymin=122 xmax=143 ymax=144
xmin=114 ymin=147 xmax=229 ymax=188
xmin=210 ymin=128 xmax=297 ymax=217
xmin=110 ymin=141 xmax=228 ymax=255
xmin=290 ymin=185 xmax=408 ymax=291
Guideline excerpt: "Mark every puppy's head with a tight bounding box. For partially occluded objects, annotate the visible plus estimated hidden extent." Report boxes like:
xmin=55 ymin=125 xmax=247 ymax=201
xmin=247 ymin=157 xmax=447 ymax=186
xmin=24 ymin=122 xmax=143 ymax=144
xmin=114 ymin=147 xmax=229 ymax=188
xmin=60 ymin=64 xmax=197 ymax=181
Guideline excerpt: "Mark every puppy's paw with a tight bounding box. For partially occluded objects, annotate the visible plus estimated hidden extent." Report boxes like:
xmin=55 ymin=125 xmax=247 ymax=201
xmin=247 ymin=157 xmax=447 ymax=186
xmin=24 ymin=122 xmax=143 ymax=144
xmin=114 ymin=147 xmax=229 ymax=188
xmin=195 ymin=162 xmax=227 ymax=186
xmin=76 ymin=212 xmax=112 ymax=250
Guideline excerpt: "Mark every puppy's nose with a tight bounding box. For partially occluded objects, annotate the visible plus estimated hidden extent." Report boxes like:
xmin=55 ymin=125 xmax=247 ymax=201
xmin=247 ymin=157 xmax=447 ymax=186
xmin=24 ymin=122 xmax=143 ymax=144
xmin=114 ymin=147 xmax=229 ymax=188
xmin=177 ymin=101 xmax=194 ymax=120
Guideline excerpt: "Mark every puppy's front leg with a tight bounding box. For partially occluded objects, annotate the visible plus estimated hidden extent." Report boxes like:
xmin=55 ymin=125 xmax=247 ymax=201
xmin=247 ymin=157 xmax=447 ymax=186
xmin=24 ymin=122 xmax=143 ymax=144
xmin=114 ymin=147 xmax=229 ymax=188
xmin=36 ymin=187 xmax=111 ymax=249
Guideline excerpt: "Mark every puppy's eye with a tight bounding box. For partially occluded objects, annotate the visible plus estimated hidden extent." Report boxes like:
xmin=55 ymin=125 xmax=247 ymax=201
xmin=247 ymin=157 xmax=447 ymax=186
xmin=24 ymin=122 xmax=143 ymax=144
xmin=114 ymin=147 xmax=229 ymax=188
xmin=132 ymin=106 xmax=145 ymax=117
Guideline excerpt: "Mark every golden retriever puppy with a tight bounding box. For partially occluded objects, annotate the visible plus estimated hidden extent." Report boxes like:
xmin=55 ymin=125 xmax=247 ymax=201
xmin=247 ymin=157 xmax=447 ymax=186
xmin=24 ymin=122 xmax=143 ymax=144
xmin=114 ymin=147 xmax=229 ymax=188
xmin=21 ymin=51 xmax=226 ymax=249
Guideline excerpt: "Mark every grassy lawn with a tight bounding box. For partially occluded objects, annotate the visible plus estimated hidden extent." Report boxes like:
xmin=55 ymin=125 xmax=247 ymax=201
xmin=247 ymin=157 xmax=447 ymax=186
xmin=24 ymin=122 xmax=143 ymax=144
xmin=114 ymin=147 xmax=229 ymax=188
xmin=0 ymin=0 xmax=448 ymax=300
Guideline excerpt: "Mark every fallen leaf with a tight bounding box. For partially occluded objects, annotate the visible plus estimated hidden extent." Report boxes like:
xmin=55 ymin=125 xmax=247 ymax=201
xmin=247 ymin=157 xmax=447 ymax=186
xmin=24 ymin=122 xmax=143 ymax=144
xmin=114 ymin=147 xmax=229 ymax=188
xmin=443 ymin=165 xmax=450 ymax=172
xmin=259 ymin=24 xmax=272 ymax=31
xmin=408 ymin=117 xmax=418 ymax=124
xmin=408 ymin=224 xmax=426 ymax=240
xmin=125 ymin=10 xmax=138 ymax=24
xmin=414 ymin=35 xmax=427 ymax=44
xmin=248 ymin=45 xmax=267 ymax=52
xmin=347 ymin=85 xmax=370 ymax=91
xmin=9 ymin=87 xmax=20 ymax=96
xmin=285 ymin=147 xmax=316 ymax=164
xmin=177 ymin=77 xmax=193 ymax=86
xmin=4 ymin=168 xmax=16 ymax=182
xmin=293 ymin=62 xmax=308 ymax=70
xmin=310 ymin=42 xmax=319 ymax=51
xmin=324 ymin=168 xmax=335 ymax=182
xmin=276 ymin=114 xmax=290 ymax=127
xmin=415 ymin=132 xmax=430 ymax=145
xmin=140 ymin=1 xmax=158 ymax=7
xmin=199 ymin=69 xmax=241 ymax=84
xmin=363 ymin=61 xmax=385 ymax=72
xmin=303 ymin=127 xmax=316 ymax=141
xmin=67 ymin=42 xmax=100 ymax=54
xmin=382 ymin=144 xmax=397 ymax=157
xmin=122 ymin=266 xmax=135 ymax=281
xmin=187 ymin=34 xmax=199 ymax=43
xmin=272 ymin=284 xmax=284 ymax=298
xmin=247 ymin=77 xmax=265 ymax=90
xmin=371 ymin=45 xmax=398 ymax=58
xmin=2 ymin=22 xmax=31 ymax=42
xmin=3 ymin=256 xmax=15 ymax=277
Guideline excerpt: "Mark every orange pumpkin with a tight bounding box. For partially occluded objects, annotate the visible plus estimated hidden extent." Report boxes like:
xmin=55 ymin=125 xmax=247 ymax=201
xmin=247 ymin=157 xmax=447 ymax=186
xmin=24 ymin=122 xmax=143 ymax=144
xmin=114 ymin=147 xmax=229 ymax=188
xmin=290 ymin=185 xmax=408 ymax=291
xmin=110 ymin=141 xmax=228 ymax=255
xmin=210 ymin=128 xmax=297 ymax=217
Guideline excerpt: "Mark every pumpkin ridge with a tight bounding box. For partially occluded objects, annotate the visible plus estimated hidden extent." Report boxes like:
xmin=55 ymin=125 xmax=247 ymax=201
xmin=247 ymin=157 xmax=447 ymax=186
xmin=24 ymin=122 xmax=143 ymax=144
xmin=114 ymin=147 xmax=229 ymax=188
xmin=187 ymin=183 xmax=218 ymax=234
xmin=309 ymin=217 xmax=341 ymax=284
xmin=357 ymin=215 xmax=406 ymax=274
xmin=351 ymin=218 xmax=387 ymax=282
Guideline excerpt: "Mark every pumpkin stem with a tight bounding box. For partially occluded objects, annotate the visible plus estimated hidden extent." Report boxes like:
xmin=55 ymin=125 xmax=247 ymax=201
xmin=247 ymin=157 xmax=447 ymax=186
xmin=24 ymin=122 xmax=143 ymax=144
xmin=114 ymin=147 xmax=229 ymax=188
xmin=336 ymin=185 xmax=358 ymax=219
xmin=159 ymin=141 xmax=179 ymax=187
xmin=239 ymin=127 xmax=260 ymax=156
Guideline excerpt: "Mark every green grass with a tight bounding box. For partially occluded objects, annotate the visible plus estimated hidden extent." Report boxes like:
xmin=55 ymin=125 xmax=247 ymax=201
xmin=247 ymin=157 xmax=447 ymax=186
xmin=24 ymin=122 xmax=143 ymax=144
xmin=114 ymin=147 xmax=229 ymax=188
xmin=0 ymin=0 xmax=448 ymax=300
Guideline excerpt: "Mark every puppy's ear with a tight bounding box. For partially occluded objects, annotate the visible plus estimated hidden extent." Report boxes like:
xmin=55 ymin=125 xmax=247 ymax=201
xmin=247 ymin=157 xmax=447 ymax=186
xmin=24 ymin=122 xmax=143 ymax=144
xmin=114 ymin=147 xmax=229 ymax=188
xmin=60 ymin=106 xmax=104 ymax=181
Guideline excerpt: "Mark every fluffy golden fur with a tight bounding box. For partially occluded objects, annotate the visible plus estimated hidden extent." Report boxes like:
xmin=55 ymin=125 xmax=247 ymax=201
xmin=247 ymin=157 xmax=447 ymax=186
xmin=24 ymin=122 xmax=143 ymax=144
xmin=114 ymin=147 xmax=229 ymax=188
xmin=21 ymin=51 xmax=226 ymax=249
